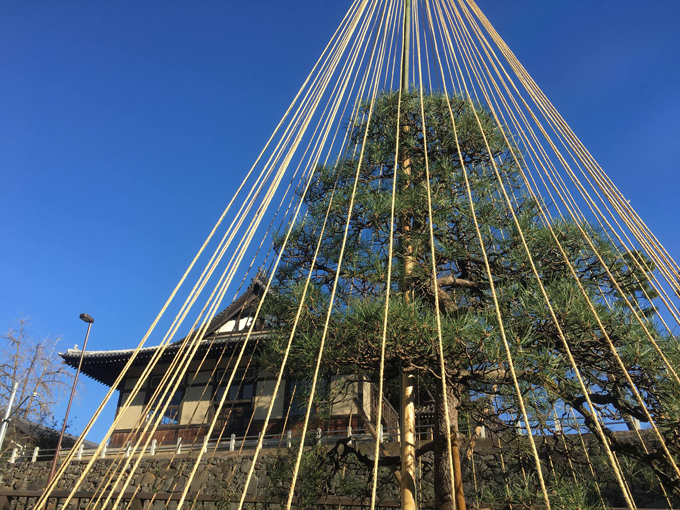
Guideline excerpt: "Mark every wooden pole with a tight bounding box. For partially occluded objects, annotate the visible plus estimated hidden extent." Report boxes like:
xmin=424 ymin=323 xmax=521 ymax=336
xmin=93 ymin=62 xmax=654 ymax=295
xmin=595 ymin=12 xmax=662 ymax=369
xmin=401 ymin=0 xmax=411 ymax=93
xmin=452 ymin=431 xmax=466 ymax=510
xmin=400 ymin=374 xmax=417 ymax=510
xmin=399 ymin=2 xmax=417 ymax=509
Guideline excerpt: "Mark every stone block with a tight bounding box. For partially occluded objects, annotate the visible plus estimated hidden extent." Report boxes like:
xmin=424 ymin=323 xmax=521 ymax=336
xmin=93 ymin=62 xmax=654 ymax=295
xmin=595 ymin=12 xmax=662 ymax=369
xmin=246 ymin=475 xmax=258 ymax=496
xmin=239 ymin=458 xmax=252 ymax=474
xmin=161 ymin=474 xmax=177 ymax=493
xmin=174 ymin=475 xmax=188 ymax=492
xmin=190 ymin=470 xmax=208 ymax=493
xmin=139 ymin=472 xmax=156 ymax=489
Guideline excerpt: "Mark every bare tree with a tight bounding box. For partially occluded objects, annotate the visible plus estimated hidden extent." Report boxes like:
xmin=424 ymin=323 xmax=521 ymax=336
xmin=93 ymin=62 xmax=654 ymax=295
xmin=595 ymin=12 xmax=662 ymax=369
xmin=0 ymin=318 xmax=75 ymax=452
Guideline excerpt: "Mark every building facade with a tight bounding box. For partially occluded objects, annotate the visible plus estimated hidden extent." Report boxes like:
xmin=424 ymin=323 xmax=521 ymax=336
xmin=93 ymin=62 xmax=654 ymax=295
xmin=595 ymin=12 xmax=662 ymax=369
xmin=61 ymin=278 xmax=398 ymax=447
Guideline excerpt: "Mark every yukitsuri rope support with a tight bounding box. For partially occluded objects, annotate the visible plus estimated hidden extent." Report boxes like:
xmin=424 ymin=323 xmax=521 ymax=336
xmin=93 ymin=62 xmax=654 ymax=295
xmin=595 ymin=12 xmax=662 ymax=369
xmin=42 ymin=2 xmax=680 ymax=510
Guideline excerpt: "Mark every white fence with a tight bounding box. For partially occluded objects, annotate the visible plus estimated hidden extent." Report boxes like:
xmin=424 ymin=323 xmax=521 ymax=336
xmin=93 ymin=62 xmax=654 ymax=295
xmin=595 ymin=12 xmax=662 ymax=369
xmin=1 ymin=417 xmax=640 ymax=464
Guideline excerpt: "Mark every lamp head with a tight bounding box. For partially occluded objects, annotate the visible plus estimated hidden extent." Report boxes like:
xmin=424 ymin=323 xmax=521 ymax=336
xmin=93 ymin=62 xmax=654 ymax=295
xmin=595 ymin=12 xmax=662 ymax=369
xmin=79 ymin=313 xmax=94 ymax=324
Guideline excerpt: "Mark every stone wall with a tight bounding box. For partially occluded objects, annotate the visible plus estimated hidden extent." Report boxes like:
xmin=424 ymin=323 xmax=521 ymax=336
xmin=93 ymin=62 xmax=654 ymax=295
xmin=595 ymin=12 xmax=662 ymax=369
xmin=0 ymin=453 xmax=267 ymax=495
xmin=0 ymin=432 xmax=676 ymax=509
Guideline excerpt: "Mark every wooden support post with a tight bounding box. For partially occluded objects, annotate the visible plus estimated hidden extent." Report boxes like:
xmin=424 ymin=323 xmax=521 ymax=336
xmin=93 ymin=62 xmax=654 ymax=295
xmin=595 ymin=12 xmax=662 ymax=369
xmin=452 ymin=430 xmax=466 ymax=510
xmin=400 ymin=373 xmax=417 ymax=510
xmin=399 ymin=0 xmax=416 ymax=506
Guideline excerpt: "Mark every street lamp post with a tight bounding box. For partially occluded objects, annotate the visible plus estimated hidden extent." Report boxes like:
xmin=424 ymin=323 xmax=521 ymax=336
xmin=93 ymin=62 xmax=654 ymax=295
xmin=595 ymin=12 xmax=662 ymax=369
xmin=0 ymin=382 xmax=19 ymax=452
xmin=0 ymin=385 xmax=39 ymax=453
xmin=47 ymin=313 xmax=94 ymax=484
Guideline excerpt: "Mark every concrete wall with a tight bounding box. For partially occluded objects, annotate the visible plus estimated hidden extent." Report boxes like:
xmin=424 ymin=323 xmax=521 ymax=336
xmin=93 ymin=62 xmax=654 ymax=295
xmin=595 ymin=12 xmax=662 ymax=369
xmin=116 ymin=390 xmax=146 ymax=430
xmin=329 ymin=375 xmax=359 ymax=416
xmin=253 ymin=380 xmax=284 ymax=420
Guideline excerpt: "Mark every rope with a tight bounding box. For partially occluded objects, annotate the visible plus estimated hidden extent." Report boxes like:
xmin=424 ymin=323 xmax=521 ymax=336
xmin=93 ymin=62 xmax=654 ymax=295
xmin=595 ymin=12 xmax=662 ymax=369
xmin=41 ymin=2 xmax=680 ymax=509
xmin=414 ymin=1 xmax=458 ymax=505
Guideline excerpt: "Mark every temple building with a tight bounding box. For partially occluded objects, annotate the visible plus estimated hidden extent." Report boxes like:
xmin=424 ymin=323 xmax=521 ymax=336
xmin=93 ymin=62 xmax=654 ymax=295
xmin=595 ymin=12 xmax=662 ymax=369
xmin=60 ymin=278 xmax=398 ymax=447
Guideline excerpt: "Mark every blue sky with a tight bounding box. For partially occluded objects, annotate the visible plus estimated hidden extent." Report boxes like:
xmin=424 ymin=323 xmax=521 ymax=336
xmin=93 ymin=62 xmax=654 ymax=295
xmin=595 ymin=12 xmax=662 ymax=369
xmin=1 ymin=1 xmax=679 ymax=443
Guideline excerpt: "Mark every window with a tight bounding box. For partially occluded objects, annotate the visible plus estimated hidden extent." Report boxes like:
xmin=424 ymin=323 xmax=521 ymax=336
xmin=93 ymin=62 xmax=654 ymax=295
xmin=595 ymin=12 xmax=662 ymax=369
xmin=214 ymin=368 xmax=256 ymax=403
xmin=288 ymin=378 xmax=329 ymax=417
xmin=145 ymin=375 xmax=183 ymax=425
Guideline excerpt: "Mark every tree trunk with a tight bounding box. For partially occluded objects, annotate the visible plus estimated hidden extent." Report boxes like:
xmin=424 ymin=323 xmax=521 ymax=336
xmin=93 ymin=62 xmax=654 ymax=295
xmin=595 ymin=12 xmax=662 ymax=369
xmin=433 ymin=383 xmax=466 ymax=510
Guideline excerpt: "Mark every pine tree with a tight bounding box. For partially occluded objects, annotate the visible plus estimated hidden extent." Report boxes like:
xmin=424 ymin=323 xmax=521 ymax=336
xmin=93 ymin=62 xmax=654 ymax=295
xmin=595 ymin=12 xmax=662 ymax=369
xmin=262 ymin=90 xmax=680 ymax=507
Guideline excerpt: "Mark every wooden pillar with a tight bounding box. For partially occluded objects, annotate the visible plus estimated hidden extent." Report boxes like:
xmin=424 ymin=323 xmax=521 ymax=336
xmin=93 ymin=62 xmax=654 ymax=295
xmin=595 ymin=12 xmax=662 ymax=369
xmin=399 ymin=1 xmax=416 ymax=508
xmin=401 ymin=373 xmax=417 ymax=510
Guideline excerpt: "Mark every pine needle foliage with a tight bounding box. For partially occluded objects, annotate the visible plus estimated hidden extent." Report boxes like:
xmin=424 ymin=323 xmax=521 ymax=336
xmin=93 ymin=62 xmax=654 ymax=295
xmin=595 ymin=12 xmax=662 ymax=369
xmin=261 ymin=90 xmax=680 ymax=505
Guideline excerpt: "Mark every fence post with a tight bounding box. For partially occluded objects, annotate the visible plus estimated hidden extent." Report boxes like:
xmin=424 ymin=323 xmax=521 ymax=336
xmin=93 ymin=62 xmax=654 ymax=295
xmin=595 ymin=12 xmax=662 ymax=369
xmin=125 ymin=442 xmax=132 ymax=458
xmin=30 ymin=447 xmax=39 ymax=463
xmin=100 ymin=444 xmax=107 ymax=459
xmin=176 ymin=437 xmax=182 ymax=455
xmin=286 ymin=430 xmax=292 ymax=449
xmin=229 ymin=434 xmax=236 ymax=452
xmin=202 ymin=436 xmax=209 ymax=454
xmin=480 ymin=425 xmax=486 ymax=439
xmin=9 ymin=448 xmax=18 ymax=464
xmin=378 ymin=424 xmax=384 ymax=444
xmin=150 ymin=439 xmax=157 ymax=456
xmin=77 ymin=444 xmax=84 ymax=460
xmin=633 ymin=418 xmax=641 ymax=430
xmin=316 ymin=428 xmax=322 ymax=445
xmin=347 ymin=425 xmax=352 ymax=437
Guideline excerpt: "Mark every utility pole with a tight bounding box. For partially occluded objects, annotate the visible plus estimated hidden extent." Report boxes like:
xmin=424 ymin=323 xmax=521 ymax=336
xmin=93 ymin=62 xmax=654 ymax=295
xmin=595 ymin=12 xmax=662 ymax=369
xmin=399 ymin=1 xmax=417 ymax=509
xmin=0 ymin=382 xmax=19 ymax=452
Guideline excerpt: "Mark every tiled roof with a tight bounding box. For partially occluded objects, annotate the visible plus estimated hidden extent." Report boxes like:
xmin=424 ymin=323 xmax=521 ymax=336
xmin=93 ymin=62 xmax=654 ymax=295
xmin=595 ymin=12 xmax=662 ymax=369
xmin=60 ymin=330 xmax=270 ymax=387
xmin=59 ymin=276 xmax=269 ymax=387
